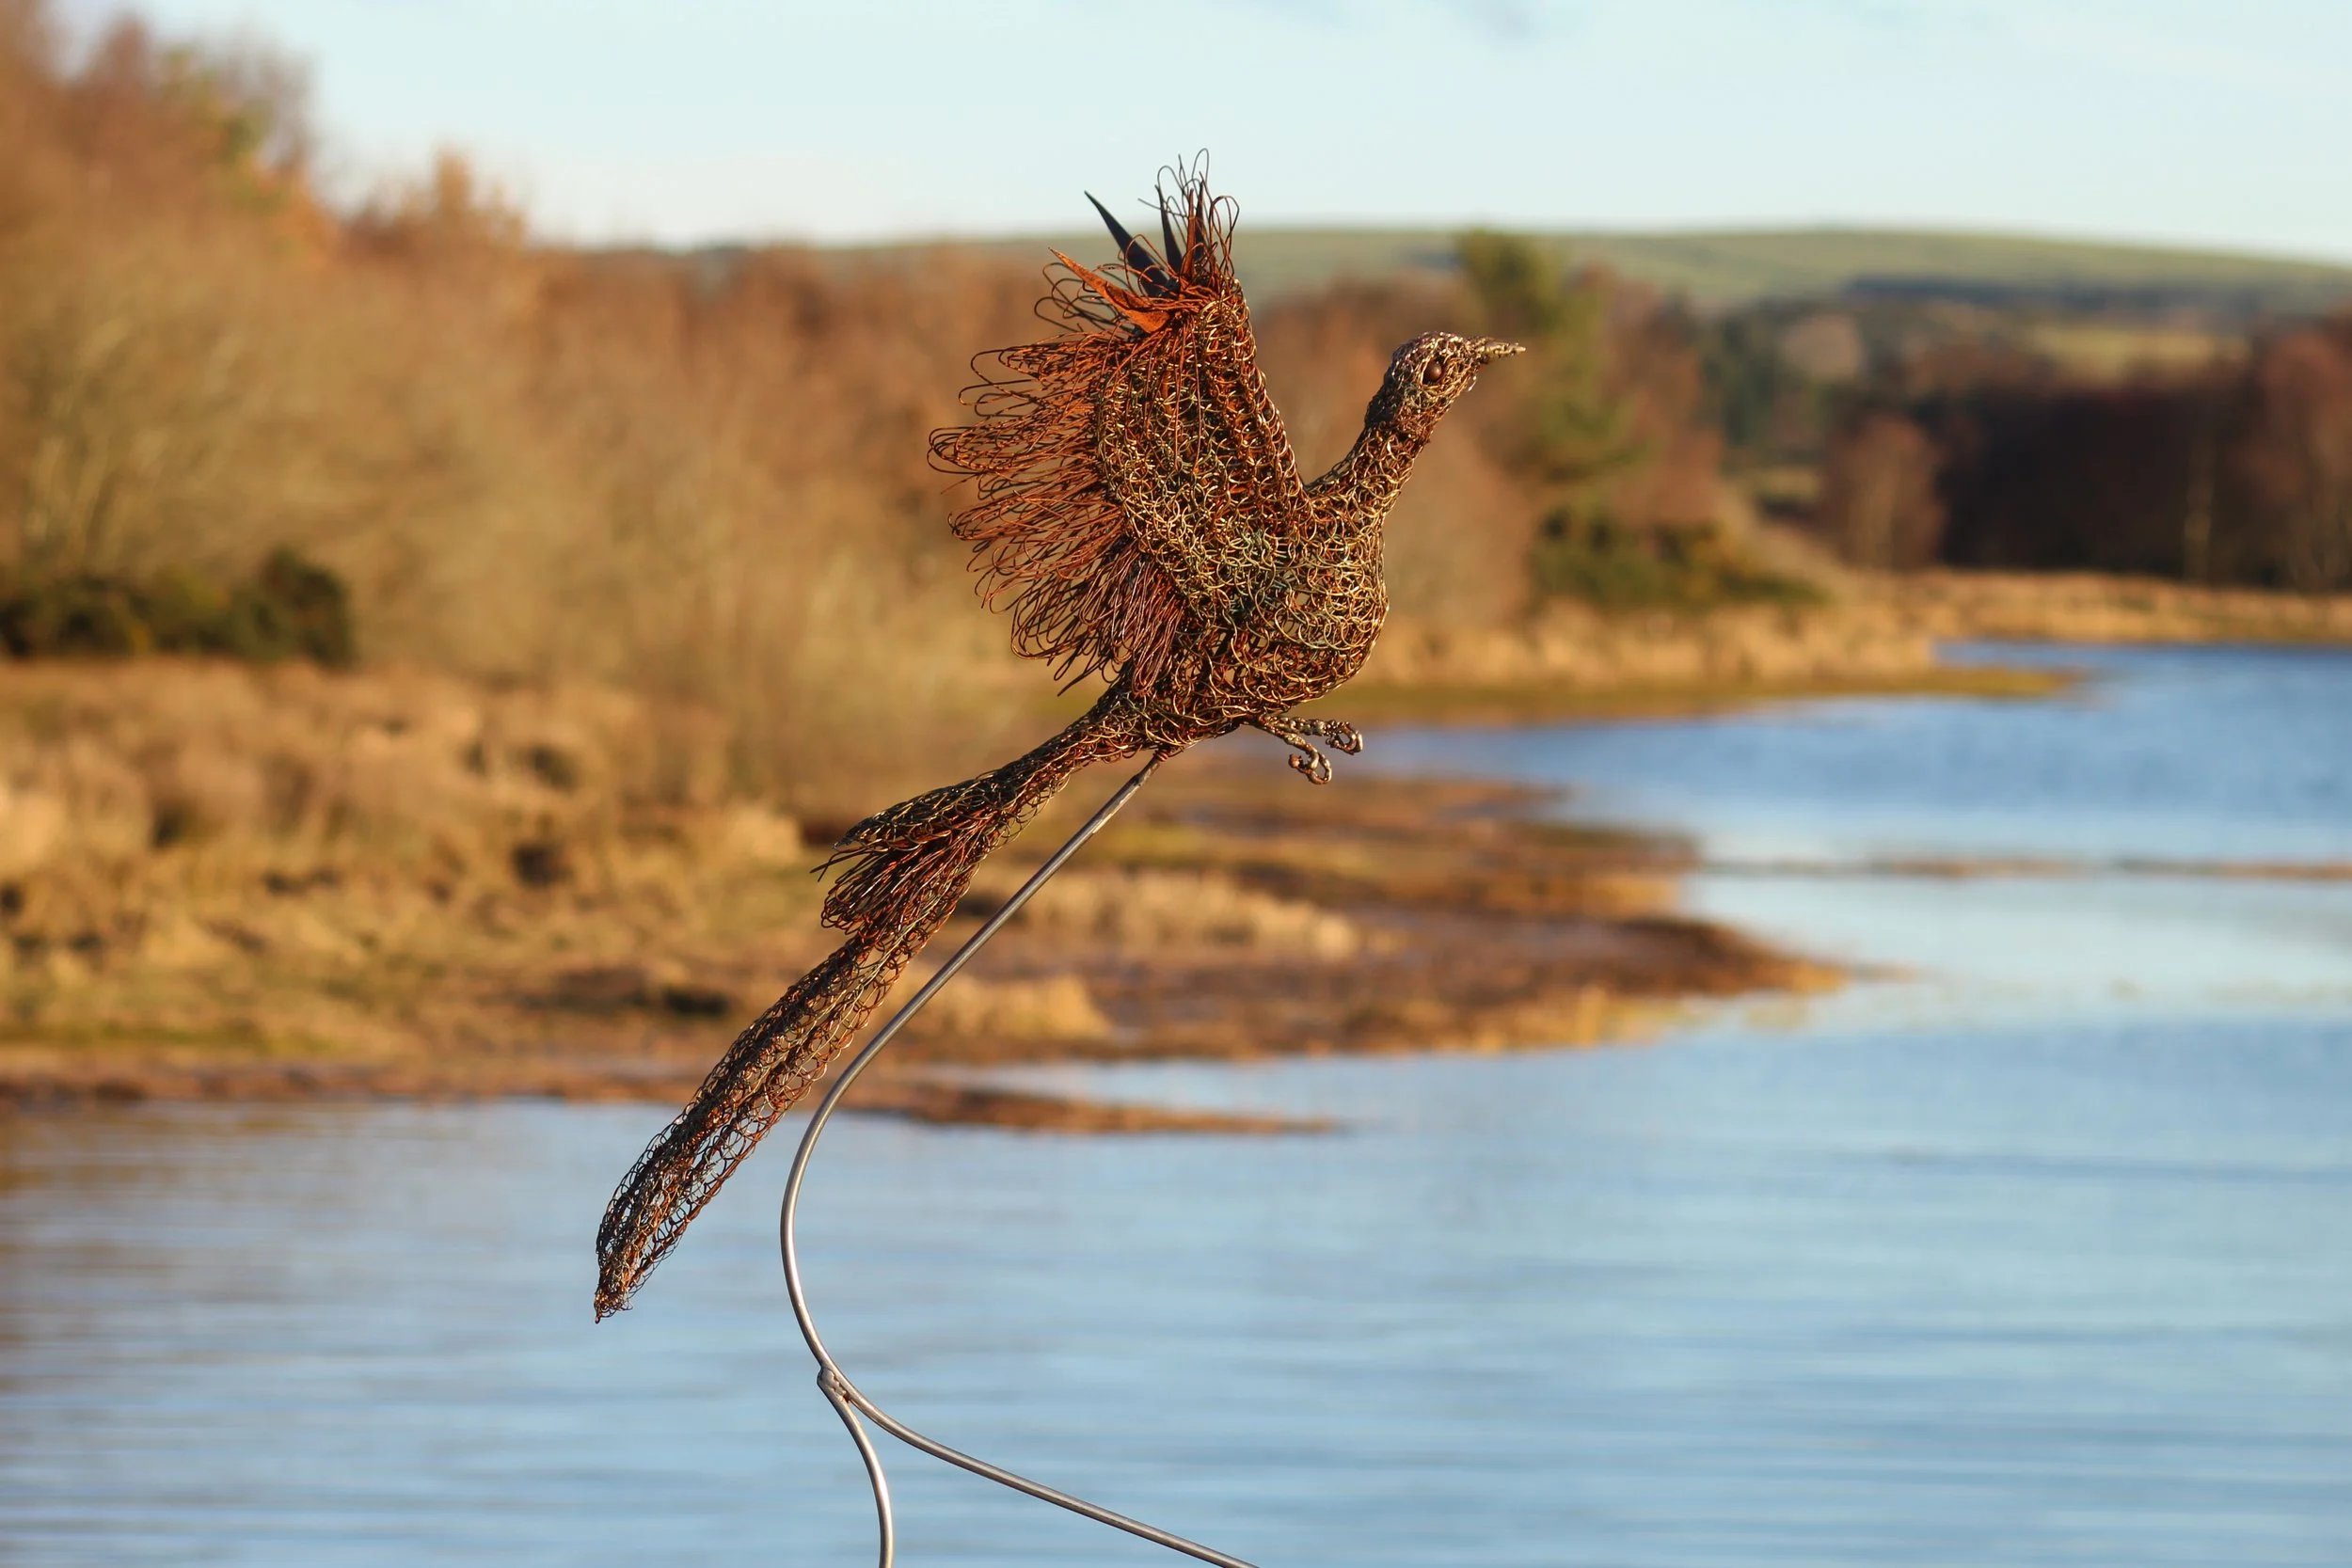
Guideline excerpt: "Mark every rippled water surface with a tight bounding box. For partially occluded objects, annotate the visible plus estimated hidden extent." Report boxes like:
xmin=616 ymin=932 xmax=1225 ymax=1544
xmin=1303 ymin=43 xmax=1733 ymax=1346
xmin=6 ymin=644 xmax=2350 ymax=1566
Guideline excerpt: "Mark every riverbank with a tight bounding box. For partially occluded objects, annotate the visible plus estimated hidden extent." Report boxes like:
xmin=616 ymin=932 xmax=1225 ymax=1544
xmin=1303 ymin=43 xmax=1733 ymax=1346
xmin=1885 ymin=569 xmax=2352 ymax=644
xmin=1329 ymin=568 xmax=2352 ymax=722
xmin=0 ymin=659 xmax=1830 ymax=1127
xmin=10 ymin=569 xmax=2343 ymax=1123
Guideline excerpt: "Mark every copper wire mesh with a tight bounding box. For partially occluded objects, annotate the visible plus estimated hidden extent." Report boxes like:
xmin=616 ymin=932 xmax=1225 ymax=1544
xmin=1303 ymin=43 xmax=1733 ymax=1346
xmin=593 ymin=162 xmax=1518 ymax=1318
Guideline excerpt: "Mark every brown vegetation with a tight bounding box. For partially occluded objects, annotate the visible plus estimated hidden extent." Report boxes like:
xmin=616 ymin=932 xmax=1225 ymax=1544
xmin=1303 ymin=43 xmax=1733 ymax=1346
xmin=0 ymin=657 xmax=1826 ymax=1120
xmin=1883 ymin=567 xmax=2352 ymax=644
xmin=1819 ymin=412 xmax=1947 ymax=571
xmin=2 ymin=7 xmax=1051 ymax=812
xmin=0 ymin=5 xmax=1863 ymax=1126
xmin=0 ymin=7 xmax=1762 ymax=828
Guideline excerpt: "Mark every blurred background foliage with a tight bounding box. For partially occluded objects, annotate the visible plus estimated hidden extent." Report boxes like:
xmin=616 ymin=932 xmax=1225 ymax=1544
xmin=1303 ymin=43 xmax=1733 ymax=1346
xmin=0 ymin=548 xmax=353 ymax=663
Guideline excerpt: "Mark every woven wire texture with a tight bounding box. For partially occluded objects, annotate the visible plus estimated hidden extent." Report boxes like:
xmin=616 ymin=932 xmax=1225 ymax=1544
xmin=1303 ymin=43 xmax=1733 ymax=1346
xmin=593 ymin=159 xmax=1519 ymax=1320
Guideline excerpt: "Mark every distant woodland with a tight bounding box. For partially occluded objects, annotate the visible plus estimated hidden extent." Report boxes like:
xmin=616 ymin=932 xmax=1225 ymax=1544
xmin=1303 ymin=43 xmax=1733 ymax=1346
xmin=1724 ymin=294 xmax=2352 ymax=593
xmin=5 ymin=2 xmax=2350 ymax=806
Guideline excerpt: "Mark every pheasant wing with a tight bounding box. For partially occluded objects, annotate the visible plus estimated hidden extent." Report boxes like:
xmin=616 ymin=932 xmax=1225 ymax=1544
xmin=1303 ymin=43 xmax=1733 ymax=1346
xmin=931 ymin=168 xmax=1311 ymax=699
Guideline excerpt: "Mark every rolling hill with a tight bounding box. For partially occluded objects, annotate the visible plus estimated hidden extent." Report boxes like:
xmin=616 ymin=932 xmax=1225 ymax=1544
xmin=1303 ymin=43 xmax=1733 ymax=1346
xmin=842 ymin=226 xmax=2352 ymax=316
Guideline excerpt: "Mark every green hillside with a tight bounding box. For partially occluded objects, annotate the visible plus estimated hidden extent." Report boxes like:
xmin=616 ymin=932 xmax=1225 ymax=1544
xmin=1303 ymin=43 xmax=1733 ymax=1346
xmin=867 ymin=226 xmax=2352 ymax=315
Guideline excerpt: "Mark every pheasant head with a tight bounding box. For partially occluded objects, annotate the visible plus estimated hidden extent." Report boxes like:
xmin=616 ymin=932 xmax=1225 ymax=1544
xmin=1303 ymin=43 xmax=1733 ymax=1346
xmin=1310 ymin=332 xmax=1521 ymax=521
xmin=1373 ymin=332 xmax=1525 ymax=439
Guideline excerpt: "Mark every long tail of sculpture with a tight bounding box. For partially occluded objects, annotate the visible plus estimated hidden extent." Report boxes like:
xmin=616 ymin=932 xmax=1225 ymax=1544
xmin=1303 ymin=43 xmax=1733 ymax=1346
xmin=594 ymin=692 xmax=1152 ymax=1318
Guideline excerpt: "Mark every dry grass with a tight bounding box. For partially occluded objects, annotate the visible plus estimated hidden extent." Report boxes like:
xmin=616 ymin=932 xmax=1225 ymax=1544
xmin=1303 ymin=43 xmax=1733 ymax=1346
xmin=0 ymin=659 xmax=1834 ymax=1111
xmin=910 ymin=974 xmax=1115 ymax=1045
xmin=983 ymin=865 xmax=1365 ymax=958
xmin=0 ymin=657 xmax=824 ymax=1071
xmin=1 ymin=12 xmax=1063 ymax=810
xmin=1884 ymin=569 xmax=2352 ymax=644
xmin=1361 ymin=597 xmax=1940 ymax=690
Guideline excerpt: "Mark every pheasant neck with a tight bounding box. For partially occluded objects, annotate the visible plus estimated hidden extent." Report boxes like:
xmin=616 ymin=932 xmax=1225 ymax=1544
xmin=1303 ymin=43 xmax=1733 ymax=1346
xmin=1311 ymin=408 xmax=1438 ymax=531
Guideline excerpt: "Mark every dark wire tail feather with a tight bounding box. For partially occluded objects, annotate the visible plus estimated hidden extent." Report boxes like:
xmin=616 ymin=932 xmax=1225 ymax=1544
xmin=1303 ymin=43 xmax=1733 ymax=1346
xmin=593 ymin=694 xmax=1152 ymax=1317
xmin=1086 ymin=192 xmax=1179 ymax=299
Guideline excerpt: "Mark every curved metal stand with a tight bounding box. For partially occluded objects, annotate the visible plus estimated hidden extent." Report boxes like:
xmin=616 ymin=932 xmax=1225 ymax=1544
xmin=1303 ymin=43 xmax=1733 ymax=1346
xmin=779 ymin=754 xmax=1261 ymax=1568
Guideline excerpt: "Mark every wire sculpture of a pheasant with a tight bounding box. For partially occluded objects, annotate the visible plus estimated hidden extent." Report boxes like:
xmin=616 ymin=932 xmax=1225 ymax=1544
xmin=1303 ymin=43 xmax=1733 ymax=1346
xmin=595 ymin=165 xmax=1519 ymax=1318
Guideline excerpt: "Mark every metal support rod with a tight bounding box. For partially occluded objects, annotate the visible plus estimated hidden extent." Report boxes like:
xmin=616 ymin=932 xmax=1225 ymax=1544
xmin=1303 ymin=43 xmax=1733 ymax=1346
xmin=779 ymin=754 xmax=1262 ymax=1568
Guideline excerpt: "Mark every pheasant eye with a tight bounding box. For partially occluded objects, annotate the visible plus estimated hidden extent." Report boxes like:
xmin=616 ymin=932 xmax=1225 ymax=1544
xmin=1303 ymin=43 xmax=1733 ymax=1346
xmin=1421 ymin=356 xmax=1450 ymax=387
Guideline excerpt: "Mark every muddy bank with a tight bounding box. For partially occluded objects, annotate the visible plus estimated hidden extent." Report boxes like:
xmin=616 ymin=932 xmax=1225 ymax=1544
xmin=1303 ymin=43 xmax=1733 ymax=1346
xmin=0 ymin=662 xmax=1830 ymax=1128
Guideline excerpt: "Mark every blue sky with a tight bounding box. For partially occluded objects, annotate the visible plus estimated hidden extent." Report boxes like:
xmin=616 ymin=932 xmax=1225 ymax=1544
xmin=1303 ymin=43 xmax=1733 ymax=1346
xmin=79 ymin=1 xmax=2352 ymax=261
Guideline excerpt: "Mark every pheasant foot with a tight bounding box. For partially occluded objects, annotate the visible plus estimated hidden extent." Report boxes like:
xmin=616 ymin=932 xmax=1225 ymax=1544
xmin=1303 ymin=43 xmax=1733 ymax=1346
xmin=1251 ymin=715 xmax=1364 ymax=784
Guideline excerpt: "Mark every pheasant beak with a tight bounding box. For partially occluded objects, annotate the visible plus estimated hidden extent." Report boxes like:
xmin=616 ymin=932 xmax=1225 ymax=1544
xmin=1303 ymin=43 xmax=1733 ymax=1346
xmin=1470 ymin=338 xmax=1527 ymax=364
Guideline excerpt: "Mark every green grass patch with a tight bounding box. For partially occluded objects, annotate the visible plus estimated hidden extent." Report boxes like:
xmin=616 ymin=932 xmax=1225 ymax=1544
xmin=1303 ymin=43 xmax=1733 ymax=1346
xmin=0 ymin=548 xmax=355 ymax=666
xmin=1531 ymin=516 xmax=1823 ymax=610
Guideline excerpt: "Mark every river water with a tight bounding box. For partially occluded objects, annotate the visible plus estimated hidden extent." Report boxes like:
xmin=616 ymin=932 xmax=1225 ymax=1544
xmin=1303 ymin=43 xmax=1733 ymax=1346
xmin=5 ymin=644 xmax=2349 ymax=1566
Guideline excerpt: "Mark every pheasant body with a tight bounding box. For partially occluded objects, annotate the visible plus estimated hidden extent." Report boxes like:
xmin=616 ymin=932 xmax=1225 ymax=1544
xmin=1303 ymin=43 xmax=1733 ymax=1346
xmin=593 ymin=168 xmax=1518 ymax=1318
